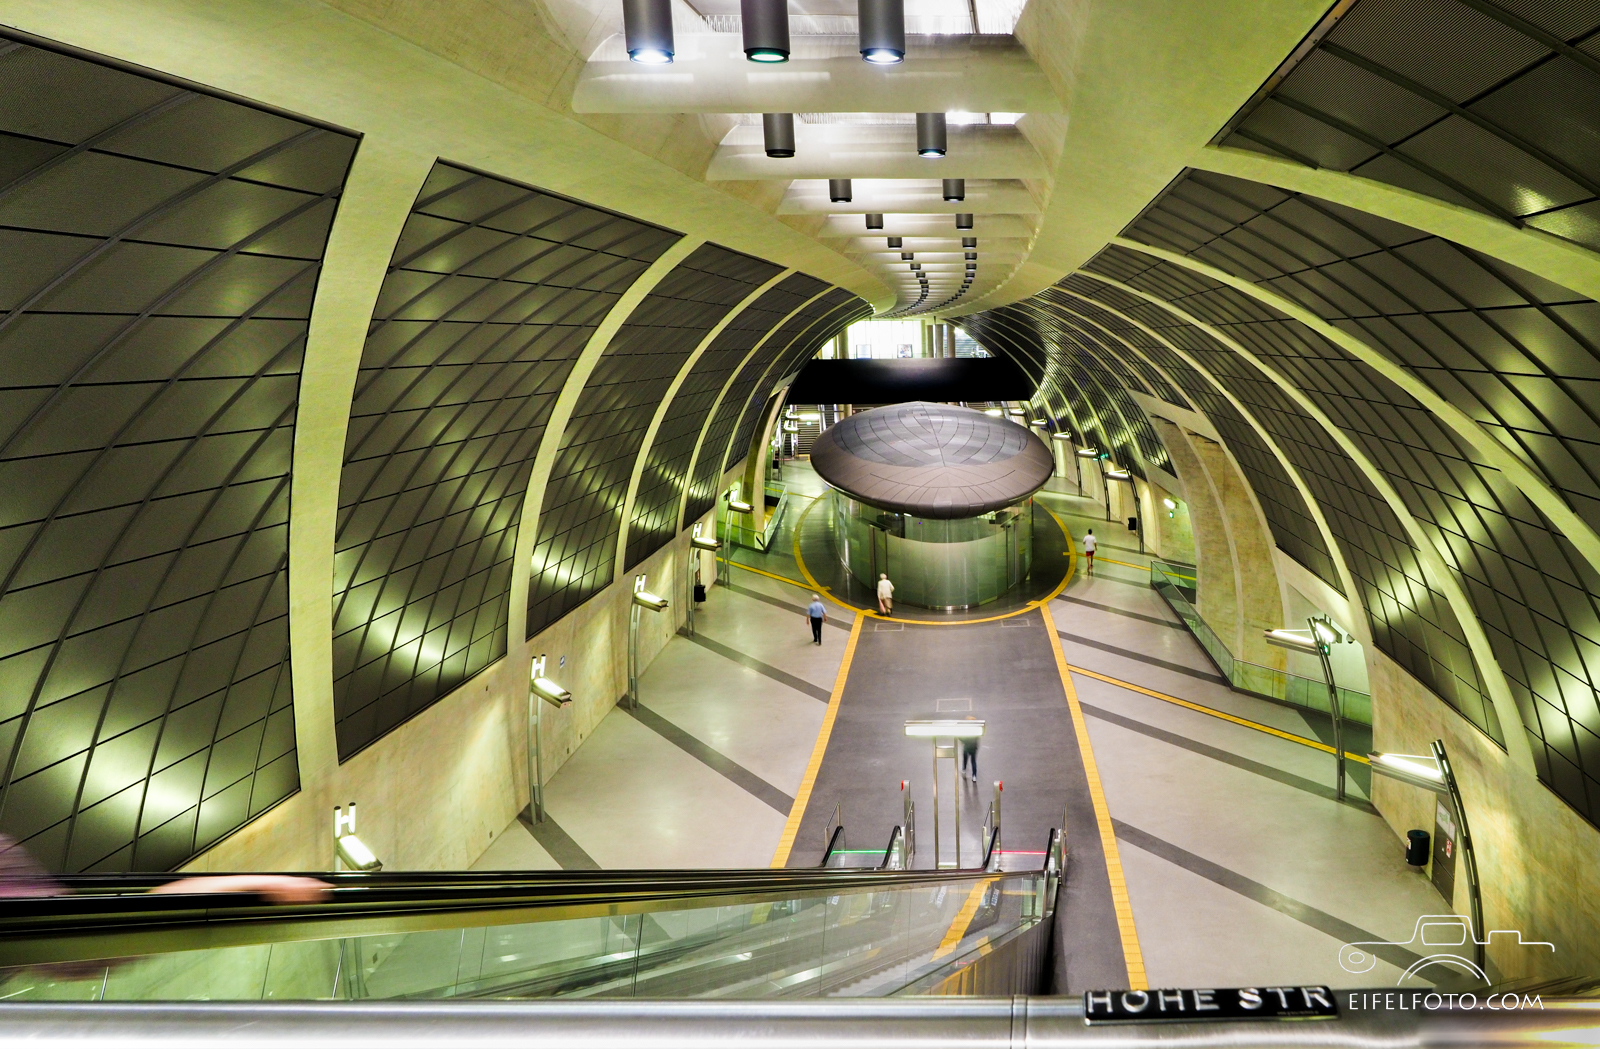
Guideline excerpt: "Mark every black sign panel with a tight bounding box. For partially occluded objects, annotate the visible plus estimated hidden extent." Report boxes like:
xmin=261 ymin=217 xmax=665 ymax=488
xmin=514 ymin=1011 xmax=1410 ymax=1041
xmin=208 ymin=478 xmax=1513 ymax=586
xmin=1083 ymin=986 xmax=1338 ymax=1024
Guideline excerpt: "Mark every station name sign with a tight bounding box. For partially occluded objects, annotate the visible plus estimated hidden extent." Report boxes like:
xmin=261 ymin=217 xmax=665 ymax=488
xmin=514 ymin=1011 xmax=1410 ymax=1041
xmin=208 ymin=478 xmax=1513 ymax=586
xmin=1084 ymin=986 xmax=1337 ymax=1024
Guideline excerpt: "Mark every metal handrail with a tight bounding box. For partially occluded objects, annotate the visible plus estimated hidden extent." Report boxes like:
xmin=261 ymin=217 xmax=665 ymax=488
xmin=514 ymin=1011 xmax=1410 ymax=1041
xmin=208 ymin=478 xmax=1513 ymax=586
xmin=0 ymin=861 xmax=1047 ymax=968
xmin=879 ymin=826 xmax=904 ymax=870
xmin=2 ymin=990 xmax=1585 ymax=1044
xmin=821 ymin=823 xmax=847 ymax=866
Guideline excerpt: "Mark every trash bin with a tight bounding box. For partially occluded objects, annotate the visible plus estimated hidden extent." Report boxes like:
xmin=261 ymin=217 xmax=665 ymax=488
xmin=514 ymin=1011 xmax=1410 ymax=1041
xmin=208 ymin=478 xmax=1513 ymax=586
xmin=1405 ymin=829 xmax=1430 ymax=867
xmin=693 ymin=583 xmax=707 ymax=604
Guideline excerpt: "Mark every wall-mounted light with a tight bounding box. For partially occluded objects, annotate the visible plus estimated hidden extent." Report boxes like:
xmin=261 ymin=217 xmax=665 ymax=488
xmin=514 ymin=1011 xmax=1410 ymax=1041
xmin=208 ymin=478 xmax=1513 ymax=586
xmin=962 ymin=237 xmax=977 ymax=248
xmin=1075 ymin=447 xmax=1099 ymax=458
xmin=690 ymin=533 xmax=722 ymax=552
xmin=1263 ymin=628 xmax=1321 ymax=655
xmin=955 ymin=213 xmax=974 ymax=230
xmin=866 ymin=213 xmax=884 ymax=230
xmin=828 ymin=178 xmax=852 ymax=202
xmin=1368 ymin=751 xmax=1446 ymax=790
xmin=942 ymin=178 xmax=965 ymax=201
xmin=916 ymin=113 xmax=947 ymax=157
xmin=742 ymin=0 xmax=790 ymax=62
xmin=632 ymin=586 xmax=669 ymax=612
xmin=333 ymin=803 xmax=382 ymax=872
xmin=1105 ymin=469 xmax=1131 ymax=481
xmin=1163 ymin=497 xmax=1177 ymax=510
xmin=623 ymin=0 xmax=674 ymax=63
xmin=763 ymin=113 xmax=796 ymax=157
xmin=858 ymin=0 xmax=905 ymax=64
xmin=727 ymin=496 xmax=755 ymax=513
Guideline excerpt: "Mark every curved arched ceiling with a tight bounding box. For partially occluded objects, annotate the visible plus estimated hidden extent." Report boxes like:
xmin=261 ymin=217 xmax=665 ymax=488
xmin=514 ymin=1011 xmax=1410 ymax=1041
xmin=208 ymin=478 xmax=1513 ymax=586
xmin=957 ymin=0 xmax=1600 ymax=828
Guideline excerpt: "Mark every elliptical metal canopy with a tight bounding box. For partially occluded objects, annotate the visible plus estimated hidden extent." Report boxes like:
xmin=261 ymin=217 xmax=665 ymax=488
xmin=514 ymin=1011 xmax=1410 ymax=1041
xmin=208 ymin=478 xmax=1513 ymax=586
xmin=809 ymin=402 xmax=1054 ymax=519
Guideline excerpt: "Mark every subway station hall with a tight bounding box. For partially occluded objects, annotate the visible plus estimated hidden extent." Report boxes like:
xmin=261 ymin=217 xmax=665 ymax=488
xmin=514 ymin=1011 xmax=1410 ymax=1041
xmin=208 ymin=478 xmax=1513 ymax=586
xmin=3 ymin=0 xmax=1600 ymax=1044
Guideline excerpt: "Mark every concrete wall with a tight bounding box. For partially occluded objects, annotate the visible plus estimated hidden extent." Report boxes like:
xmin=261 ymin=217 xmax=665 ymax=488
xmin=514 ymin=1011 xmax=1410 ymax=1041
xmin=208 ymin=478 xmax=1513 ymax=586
xmin=1368 ymin=647 xmax=1600 ymax=981
xmin=183 ymin=504 xmax=720 ymax=874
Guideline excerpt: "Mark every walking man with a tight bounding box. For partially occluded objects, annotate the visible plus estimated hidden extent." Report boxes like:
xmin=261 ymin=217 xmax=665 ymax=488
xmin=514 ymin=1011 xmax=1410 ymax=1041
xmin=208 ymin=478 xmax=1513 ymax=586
xmin=1082 ymin=529 xmax=1097 ymax=571
xmin=960 ymin=720 xmax=980 ymax=783
xmin=806 ymin=593 xmax=827 ymax=644
xmin=877 ymin=573 xmax=895 ymax=615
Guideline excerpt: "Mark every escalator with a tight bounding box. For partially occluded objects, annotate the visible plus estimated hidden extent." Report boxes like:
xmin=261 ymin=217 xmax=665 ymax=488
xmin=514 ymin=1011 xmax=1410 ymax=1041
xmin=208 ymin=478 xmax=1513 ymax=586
xmin=0 ymin=825 xmax=1061 ymax=1003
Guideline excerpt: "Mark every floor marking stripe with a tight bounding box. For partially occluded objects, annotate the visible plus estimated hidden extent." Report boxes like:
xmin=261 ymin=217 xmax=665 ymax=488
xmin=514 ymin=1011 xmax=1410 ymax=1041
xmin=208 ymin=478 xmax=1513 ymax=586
xmin=771 ymin=611 xmax=864 ymax=868
xmin=788 ymin=495 xmax=1076 ymax=627
xmin=1067 ymin=663 xmax=1371 ymax=763
xmin=1041 ymin=602 xmax=1148 ymax=990
xmin=931 ymin=879 xmax=995 ymax=960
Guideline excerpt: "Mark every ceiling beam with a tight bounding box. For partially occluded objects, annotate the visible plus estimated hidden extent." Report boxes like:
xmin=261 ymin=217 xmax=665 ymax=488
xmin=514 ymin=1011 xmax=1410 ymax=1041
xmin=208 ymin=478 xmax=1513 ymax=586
xmin=574 ymin=34 xmax=1061 ymax=115
xmin=707 ymin=125 xmax=1046 ymax=180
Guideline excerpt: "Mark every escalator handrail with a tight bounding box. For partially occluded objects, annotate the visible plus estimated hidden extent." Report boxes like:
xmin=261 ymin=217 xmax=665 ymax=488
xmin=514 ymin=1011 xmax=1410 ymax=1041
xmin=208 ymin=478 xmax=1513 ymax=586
xmin=819 ymin=824 xmax=846 ymax=866
xmin=0 ymin=858 xmax=1055 ymax=967
xmin=878 ymin=826 xmax=903 ymax=870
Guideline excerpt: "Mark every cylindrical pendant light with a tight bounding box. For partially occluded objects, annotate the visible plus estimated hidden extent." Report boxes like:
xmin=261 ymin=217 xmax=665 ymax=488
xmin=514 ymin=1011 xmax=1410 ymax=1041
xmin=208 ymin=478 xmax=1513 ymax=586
xmin=887 ymin=236 xmax=903 ymax=248
xmin=955 ymin=213 xmax=974 ymax=229
xmin=910 ymin=262 xmax=921 ymax=270
xmin=858 ymin=0 xmax=905 ymax=64
xmin=916 ymin=113 xmax=947 ymax=157
xmin=965 ymin=251 xmax=977 ymax=260
xmin=742 ymin=0 xmax=790 ymax=62
xmin=962 ymin=236 xmax=977 ymax=248
xmin=763 ymin=113 xmax=795 ymax=157
xmin=866 ymin=213 xmax=885 ymax=229
xmin=900 ymin=252 xmax=914 ymax=261
xmin=624 ymin=0 xmax=675 ymax=63
xmin=942 ymin=178 xmax=965 ymax=201
xmin=828 ymin=178 xmax=853 ymax=202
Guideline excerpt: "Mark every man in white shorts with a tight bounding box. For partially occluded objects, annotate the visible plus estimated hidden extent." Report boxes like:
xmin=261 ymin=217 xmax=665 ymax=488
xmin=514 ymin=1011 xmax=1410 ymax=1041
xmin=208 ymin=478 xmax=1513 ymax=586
xmin=877 ymin=573 xmax=895 ymax=614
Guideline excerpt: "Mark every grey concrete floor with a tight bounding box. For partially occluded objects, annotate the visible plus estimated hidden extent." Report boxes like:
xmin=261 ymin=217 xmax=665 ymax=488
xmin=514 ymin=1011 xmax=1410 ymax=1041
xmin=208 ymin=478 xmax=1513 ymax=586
xmin=482 ymin=458 xmax=1453 ymax=994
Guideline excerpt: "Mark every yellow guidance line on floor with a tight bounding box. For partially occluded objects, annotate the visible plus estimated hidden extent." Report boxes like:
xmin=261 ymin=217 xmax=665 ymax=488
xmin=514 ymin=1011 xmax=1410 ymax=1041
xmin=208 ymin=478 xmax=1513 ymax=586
xmin=788 ymin=495 xmax=1078 ymax=627
xmin=771 ymin=612 xmax=864 ymax=868
xmin=1065 ymin=663 xmax=1372 ymax=764
xmin=931 ymin=879 xmax=997 ymax=961
xmin=1041 ymin=602 xmax=1148 ymax=991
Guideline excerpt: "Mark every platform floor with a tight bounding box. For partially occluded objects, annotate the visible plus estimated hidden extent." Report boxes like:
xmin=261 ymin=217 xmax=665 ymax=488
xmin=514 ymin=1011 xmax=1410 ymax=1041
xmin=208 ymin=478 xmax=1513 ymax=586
xmin=482 ymin=460 xmax=1451 ymax=992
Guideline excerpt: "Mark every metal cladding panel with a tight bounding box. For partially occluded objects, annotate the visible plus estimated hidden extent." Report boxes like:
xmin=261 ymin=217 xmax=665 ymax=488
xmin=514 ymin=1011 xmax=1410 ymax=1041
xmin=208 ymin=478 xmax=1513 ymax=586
xmin=332 ymin=163 xmax=676 ymax=760
xmin=722 ymin=293 xmax=869 ymax=477
xmin=525 ymin=244 xmax=780 ymax=638
xmin=0 ymin=37 xmax=358 ymax=870
xmin=1035 ymin=287 xmax=1190 ymax=408
xmin=625 ymin=272 xmax=823 ymax=569
xmin=1053 ymin=275 xmax=1341 ymax=586
xmin=1090 ymin=243 xmax=1528 ymax=740
xmin=1121 ymin=169 xmax=1600 ymax=823
xmin=956 ymin=307 xmax=1164 ymax=480
xmin=1219 ymin=0 xmax=1600 ymax=251
xmin=681 ymin=282 xmax=836 ymax=523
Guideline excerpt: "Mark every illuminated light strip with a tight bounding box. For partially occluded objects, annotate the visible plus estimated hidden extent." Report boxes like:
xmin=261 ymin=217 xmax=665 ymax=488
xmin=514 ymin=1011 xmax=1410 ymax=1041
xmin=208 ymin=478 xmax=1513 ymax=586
xmin=789 ymin=496 xmax=1078 ymax=626
xmin=1066 ymin=663 xmax=1371 ymax=764
xmin=1041 ymin=603 xmax=1148 ymax=990
xmin=930 ymin=879 xmax=997 ymax=961
xmin=770 ymin=612 xmax=864 ymax=867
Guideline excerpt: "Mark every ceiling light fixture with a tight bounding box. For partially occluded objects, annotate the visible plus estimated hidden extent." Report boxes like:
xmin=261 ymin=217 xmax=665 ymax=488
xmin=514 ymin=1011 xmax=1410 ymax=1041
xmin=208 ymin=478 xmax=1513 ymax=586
xmin=887 ymin=236 xmax=902 ymax=248
xmin=742 ymin=0 xmax=790 ymax=62
xmin=866 ymin=213 xmax=884 ymax=229
xmin=955 ymin=213 xmax=974 ymax=230
xmin=901 ymin=252 xmax=914 ymax=260
xmin=828 ymin=178 xmax=852 ymax=202
xmin=858 ymin=0 xmax=905 ymax=64
xmin=916 ymin=112 xmax=947 ymax=157
xmin=762 ymin=113 xmax=795 ymax=157
xmin=965 ymin=251 xmax=977 ymax=260
xmin=962 ymin=236 xmax=977 ymax=248
xmin=623 ymin=0 xmax=674 ymax=63
xmin=942 ymin=178 xmax=965 ymax=201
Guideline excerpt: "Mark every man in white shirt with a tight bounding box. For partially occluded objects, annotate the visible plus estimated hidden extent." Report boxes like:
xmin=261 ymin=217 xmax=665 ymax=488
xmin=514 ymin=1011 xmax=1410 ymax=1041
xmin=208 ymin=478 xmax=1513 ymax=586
xmin=877 ymin=573 xmax=895 ymax=614
xmin=1082 ymin=529 xmax=1097 ymax=571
